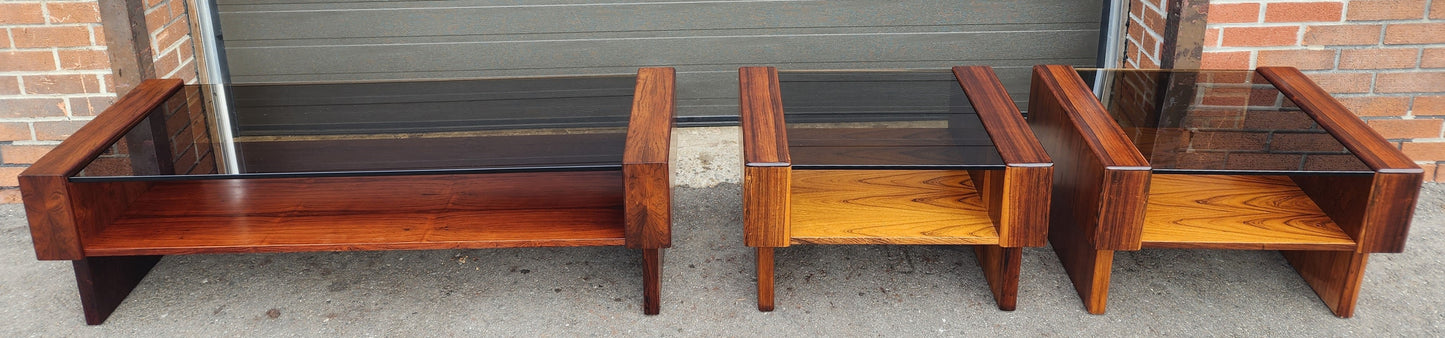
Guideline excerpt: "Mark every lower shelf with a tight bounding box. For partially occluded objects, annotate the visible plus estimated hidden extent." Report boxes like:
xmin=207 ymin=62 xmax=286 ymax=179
xmin=1139 ymin=174 xmax=1356 ymax=251
xmin=788 ymin=170 xmax=999 ymax=245
xmin=82 ymin=171 xmax=628 ymax=256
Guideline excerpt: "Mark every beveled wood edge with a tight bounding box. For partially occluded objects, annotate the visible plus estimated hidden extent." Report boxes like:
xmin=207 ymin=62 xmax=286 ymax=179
xmin=19 ymin=79 xmax=181 ymax=261
xmin=739 ymin=66 xmax=790 ymax=167
xmin=1032 ymin=65 xmax=1149 ymax=170
xmin=21 ymin=79 xmax=183 ymax=177
xmin=623 ymin=67 xmax=676 ymax=249
xmin=952 ymin=66 xmax=1052 ymax=167
xmin=623 ymin=67 xmax=675 ymax=165
xmin=1257 ymin=67 xmax=1421 ymax=173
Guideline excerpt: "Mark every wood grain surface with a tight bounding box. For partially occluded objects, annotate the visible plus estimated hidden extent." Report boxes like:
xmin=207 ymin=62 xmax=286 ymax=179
xmin=744 ymin=166 xmax=791 ymax=247
xmin=974 ymin=245 xmax=1022 ymax=311
xmin=1140 ymin=175 xmax=1356 ymax=250
xmin=81 ymin=172 xmax=628 ymax=256
xmin=953 ymin=66 xmax=1052 ymax=165
xmin=955 ymin=66 xmax=1053 ymax=248
xmin=1282 ymin=249 xmax=1369 ymax=318
xmin=739 ymin=66 xmax=789 ymax=166
xmin=740 ymin=66 xmax=793 ymax=248
xmin=1257 ymin=67 xmax=1420 ymax=173
xmin=1260 ymin=66 xmax=1422 ymax=253
xmin=73 ymin=255 xmax=161 ymax=325
xmin=788 ymin=170 xmax=999 ymax=245
xmin=20 ymin=79 xmax=182 ymax=260
xmin=1028 ymin=65 xmax=1150 ymax=251
xmin=624 ymin=67 xmax=675 ymax=249
xmin=756 ymin=247 xmax=775 ymax=312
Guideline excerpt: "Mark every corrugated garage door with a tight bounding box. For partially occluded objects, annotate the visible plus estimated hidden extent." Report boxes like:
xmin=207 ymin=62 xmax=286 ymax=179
xmin=215 ymin=0 xmax=1102 ymax=120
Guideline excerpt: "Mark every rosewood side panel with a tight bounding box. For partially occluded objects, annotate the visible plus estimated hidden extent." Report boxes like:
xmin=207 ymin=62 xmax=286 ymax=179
xmin=21 ymin=79 xmax=183 ymax=261
xmin=739 ymin=66 xmax=791 ymax=249
xmin=1259 ymin=67 xmax=1423 ymax=254
xmin=624 ymin=67 xmax=676 ymax=250
xmin=954 ymin=66 xmax=1053 ymax=248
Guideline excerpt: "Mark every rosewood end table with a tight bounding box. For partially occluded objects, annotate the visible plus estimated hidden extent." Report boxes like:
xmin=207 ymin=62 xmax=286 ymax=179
xmin=739 ymin=66 xmax=1053 ymax=311
xmin=1029 ymin=65 xmax=1423 ymax=317
xmin=20 ymin=68 xmax=676 ymax=324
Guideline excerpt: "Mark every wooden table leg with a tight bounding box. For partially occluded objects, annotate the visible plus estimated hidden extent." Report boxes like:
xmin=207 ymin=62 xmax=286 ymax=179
xmin=642 ymin=248 xmax=662 ymax=315
xmin=73 ymin=255 xmax=162 ymax=325
xmin=1282 ymin=250 xmax=1369 ymax=318
xmin=756 ymin=247 xmax=775 ymax=312
xmin=975 ymin=245 xmax=1022 ymax=311
xmin=1051 ymin=226 xmax=1114 ymax=314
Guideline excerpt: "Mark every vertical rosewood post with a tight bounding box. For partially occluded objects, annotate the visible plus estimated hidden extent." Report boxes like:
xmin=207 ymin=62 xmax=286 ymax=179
xmin=1282 ymin=250 xmax=1369 ymax=318
xmin=641 ymin=248 xmax=662 ymax=315
xmin=954 ymin=66 xmax=1054 ymax=311
xmin=739 ymin=67 xmax=791 ymax=311
xmin=73 ymin=255 xmax=162 ymax=325
xmin=624 ymin=67 xmax=676 ymax=315
xmin=1027 ymin=65 xmax=1151 ymax=314
xmin=756 ymin=247 xmax=776 ymax=312
xmin=973 ymin=246 xmax=1022 ymax=310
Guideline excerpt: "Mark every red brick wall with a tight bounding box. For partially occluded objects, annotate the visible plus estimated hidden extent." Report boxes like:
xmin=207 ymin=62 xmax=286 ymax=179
xmin=0 ymin=0 xmax=198 ymax=202
xmin=1128 ymin=0 xmax=1445 ymax=181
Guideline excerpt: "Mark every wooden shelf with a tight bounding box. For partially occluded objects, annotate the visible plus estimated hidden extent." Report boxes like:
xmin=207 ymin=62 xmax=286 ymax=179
xmin=1140 ymin=174 xmax=1356 ymax=250
xmin=82 ymin=171 xmax=628 ymax=256
xmin=789 ymin=170 xmax=999 ymax=245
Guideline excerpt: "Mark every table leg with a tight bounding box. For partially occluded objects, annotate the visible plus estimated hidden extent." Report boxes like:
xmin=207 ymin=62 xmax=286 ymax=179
xmin=1282 ymin=250 xmax=1369 ymax=318
xmin=756 ymin=247 xmax=775 ymax=312
xmin=642 ymin=248 xmax=662 ymax=315
xmin=73 ymin=255 xmax=161 ymax=325
xmin=1051 ymin=228 xmax=1114 ymax=314
xmin=975 ymin=245 xmax=1022 ymax=311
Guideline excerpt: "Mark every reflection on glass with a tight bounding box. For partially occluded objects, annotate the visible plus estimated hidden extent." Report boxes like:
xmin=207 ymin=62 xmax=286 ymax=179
xmin=1080 ymin=69 xmax=1369 ymax=174
xmin=74 ymin=75 xmax=638 ymax=181
xmin=779 ymin=71 xmax=1004 ymax=169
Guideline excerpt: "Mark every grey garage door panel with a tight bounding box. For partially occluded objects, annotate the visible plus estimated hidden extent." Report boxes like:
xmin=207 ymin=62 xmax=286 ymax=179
xmin=216 ymin=0 xmax=1102 ymax=121
xmin=218 ymin=1 xmax=1096 ymax=42
xmin=225 ymin=30 xmax=1098 ymax=81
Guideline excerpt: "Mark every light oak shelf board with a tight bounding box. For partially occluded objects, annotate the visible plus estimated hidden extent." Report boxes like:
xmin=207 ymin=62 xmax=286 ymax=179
xmin=1139 ymin=174 xmax=1356 ymax=251
xmin=789 ymin=170 xmax=999 ymax=245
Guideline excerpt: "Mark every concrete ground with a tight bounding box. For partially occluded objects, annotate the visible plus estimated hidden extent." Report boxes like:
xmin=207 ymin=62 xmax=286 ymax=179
xmin=1 ymin=128 xmax=1443 ymax=335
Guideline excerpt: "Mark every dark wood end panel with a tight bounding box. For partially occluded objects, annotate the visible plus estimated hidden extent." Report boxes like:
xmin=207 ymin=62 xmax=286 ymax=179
xmin=743 ymin=166 xmax=790 ymax=248
xmin=1028 ymin=65 xmax=1150 ymax=251
xmin=20 ymin=175 xmax=83 ymax=260
xmin=19 ymin=79 xmax=182 ymax=261
xmin=739 ymin=66 xmax=789 ymax=166
xmin=624 ymin=67 xmax=676 ymax=249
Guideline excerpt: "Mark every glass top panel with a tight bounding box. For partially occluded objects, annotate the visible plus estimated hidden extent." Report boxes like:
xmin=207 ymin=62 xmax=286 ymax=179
xmin=72 ymin=75 xmax=637 ymax=181
xmin=1079 ymin=69 xmax=1370 ymax=174
xmin=779 ymin=70 xmax=1004 ymax=169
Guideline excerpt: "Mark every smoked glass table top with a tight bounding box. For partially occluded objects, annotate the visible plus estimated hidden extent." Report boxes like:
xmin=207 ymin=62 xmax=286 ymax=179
xmin=1078 ymin=69 xmax=1371 ymax=175
xmin=778 ymin=70 xmax=1005 ymax=169
xmin=72 ymin=74 xmax=638 ymax=182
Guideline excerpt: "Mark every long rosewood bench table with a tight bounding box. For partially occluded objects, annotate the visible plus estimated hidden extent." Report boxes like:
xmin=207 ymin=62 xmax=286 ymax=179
xmin=1030 ymin=65 xmax=1423 ymax=317
xmin=20 ymin=68 xmax=676 ymax=324
xmin=740 ymin=66 xmax=1053 ymax=311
